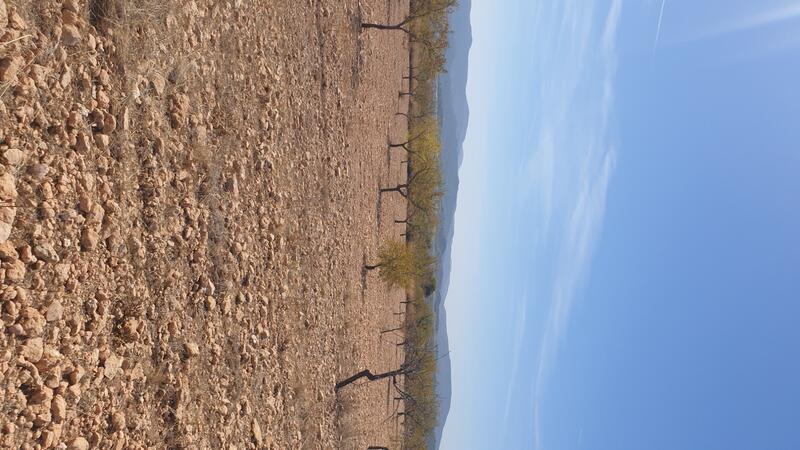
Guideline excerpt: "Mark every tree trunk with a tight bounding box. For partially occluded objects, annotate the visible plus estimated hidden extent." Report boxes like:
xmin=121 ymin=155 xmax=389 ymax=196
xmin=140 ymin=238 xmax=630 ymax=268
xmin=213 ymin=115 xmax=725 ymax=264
xmin=395 ymin=219 xmax=408 ymax=224
xmin=335 ymin=367 xmax=407 ymax=391
xmin=361 ymin=22 xmax=409 ymax=33
xmin=380 ymin=185 xmax=408 ymax=194
xmin=395 ymin=112 xmax=424 ymax=120
xmin=368 ymin=447 xmax=389 ymax=450
xmin=364 ymin=263 xmax=382 ymax=271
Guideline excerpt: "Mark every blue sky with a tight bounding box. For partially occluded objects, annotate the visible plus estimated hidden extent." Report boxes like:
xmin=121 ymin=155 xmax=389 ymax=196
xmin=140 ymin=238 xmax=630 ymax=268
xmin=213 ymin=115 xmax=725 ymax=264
xmin=441 ymin=1 xmax=800 ymax=449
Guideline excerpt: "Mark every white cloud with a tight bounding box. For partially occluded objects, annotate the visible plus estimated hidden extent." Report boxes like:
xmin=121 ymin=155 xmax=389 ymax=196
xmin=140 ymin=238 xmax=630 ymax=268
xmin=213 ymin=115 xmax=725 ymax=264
xmin=443 ymin=0 xmax=623 ymax=446
xmin=676 ymin=1 xmax=800 ymax=44
xmin=653 ymin=0 xmax=667 ymax=55
xmin=533 ymin=149 xmax=616 ymax=448
xmin=528 ymin=1 xmax=622 ymax=448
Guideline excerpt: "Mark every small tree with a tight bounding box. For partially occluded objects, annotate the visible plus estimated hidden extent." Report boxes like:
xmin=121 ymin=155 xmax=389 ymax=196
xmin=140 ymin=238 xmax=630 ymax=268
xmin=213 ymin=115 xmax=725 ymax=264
xmin=335 ymin=348 xmax=437 ymax=391
xmin=365 ymin=240 xmax=431 ymax=290
xmin=389 ymin=116 xmax=438 ymax=151
xmin=360 ymin=0 xmax=457 ymax=35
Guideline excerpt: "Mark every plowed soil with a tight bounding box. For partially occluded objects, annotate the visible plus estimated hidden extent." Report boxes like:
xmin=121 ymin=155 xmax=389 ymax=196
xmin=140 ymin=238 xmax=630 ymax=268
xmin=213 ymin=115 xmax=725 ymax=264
xmin=0 ymin=0 xmax=411 ymax=448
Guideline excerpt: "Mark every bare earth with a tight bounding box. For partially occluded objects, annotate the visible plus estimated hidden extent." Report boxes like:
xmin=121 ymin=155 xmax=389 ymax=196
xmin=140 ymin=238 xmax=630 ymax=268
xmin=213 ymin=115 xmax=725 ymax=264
xmin=0 ymin=0 xmax=411 ymax=448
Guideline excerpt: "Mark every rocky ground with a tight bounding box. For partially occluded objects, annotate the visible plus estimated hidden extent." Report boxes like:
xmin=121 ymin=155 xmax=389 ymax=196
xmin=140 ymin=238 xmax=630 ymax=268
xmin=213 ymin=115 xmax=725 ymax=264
xmin=0 ymin=0 xmax=412 ymax=448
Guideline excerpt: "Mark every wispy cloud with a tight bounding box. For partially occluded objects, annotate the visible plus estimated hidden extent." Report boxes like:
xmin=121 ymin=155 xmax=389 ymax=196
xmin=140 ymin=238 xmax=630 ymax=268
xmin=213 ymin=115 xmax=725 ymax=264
xmin=528 ymin=0 xmax=622 ymax=447
xmin=677 ymin=2 xmax=800 ymax=43
xmin=653 ymin=0 xmax=667 ymax=56
xmin=533 ymin=150 xmax=616 ymax=448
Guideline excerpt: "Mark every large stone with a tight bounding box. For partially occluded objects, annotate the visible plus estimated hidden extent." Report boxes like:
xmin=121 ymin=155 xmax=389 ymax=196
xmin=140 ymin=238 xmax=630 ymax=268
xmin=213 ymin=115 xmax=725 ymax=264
xmin=61 ymin=24 xmax=82 ymax=46
xmin=0 ymin=241 xmax=17 ymax=260
xmin=51 ymin=395 xmax=67 ymax=422
xmin=20 ymin=306 xmax=44 ymax=335
xmin=1 ymin=148 xmax=23 ymax=166
xmin=111 ymin=411 xmax=126 ymax=431
xmin=252 ymin=419 xmax=263 ymax=445
xmin=103 ymin=353 xmax=123 ymax=380
xmin=0 ymin=172 xmax=17 ymax=202
xmin=0 ymin=1 xmax=7 ymax=31
xmin=0 ymin=57 xmax=21 ymax=83
xmin=45 ymin=300 xmax=63 ymax=322
xmin=20 ymin=337 xmax=44 ymax=362
xmin=78 ymin=194 xmax=93 ymax=214
xmin=102 ymin=112 xmax=117 ymax=133
xmin=0 ymin=206 xmax=14 ymax=242
xmin=33 ymin=243 xmax=59 ymax=263
xmin=37 ymin=346 xmax=63 ymax=371
xmin=184 ymin=342 xmax=200 ymax=357
xmin=29 ymin=386 xmax=53 ymax=405
xmin=81 ymin=228 xmax=99 ymax=251
xmin=67 ymin=365 xmax=85 ymax=385
xmin=0 ymin=173 xmax=18 ymax=241
xmin=4 ymin=258 xmax=25 ymax=282
xmin=68 ymin=437 xmax=90 ymax=450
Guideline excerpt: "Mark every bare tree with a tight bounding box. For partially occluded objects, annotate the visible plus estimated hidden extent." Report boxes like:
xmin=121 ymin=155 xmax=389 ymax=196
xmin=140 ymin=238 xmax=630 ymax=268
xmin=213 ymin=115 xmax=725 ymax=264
xmin=360 ymin=0 xmax=457 ymax=35
xmin=335 ymin=366 xmax=409 ymax=391
xmin=335 ymin=350 xmax=435 ymax=392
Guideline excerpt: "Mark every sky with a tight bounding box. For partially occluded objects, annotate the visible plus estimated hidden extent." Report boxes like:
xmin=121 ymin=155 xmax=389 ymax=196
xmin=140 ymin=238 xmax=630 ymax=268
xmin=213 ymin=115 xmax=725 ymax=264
xmin=441 ymin=1 xmax=800 ymax=449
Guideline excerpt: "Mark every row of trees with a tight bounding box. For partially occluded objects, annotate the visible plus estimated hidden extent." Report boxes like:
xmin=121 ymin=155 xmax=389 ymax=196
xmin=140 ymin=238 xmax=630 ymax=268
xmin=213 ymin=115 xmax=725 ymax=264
xmin=335 ymin=2 xmax=457 ymax=449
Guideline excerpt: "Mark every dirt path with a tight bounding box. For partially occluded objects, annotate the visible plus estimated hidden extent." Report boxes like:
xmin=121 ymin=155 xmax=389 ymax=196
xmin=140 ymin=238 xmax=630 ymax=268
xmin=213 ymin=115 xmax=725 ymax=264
xmin=0 ymin=0 xmax=410 ymax=448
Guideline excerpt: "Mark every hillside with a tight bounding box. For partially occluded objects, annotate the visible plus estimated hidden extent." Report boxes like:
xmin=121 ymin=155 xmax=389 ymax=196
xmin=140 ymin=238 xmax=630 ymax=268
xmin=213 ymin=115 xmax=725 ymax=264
xmin=432 ymin=0 xmax=472 ymax=446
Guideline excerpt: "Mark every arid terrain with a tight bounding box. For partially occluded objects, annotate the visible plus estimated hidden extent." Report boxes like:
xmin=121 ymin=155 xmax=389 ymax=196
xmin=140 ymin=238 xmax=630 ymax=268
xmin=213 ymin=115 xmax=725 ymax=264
xmin=0 ymin=0 xmax=414 ymax=448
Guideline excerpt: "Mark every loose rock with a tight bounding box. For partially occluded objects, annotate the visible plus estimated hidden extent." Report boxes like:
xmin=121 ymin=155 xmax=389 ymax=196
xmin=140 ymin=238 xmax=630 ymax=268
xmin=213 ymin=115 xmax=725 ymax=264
xmin=103 ymin=353 xmax=123 ymax=380
xmin=51 ymin=395 xmax=67 ymax=422
xmin=45 ymin=300 xmax=63 ymax=322
xmin=1 ymin=149 xmax=23 ymax=166
xmin=111 ymin=411 xmax=126 ymax=431
xmin=0 ymin=1 xmax=7 ymax=31
xmin=80 ymin=228 xmax=99 ymax=251
xmin=0 ymin=57 xmax=22 ymax=83
xmin=33 ymin=243 xmax=59 ymax=263
xmin=68 ymin=437 xmax=90 ymax=450
xmin=0 ymin=172 xmax=17 ymax=202
xmin=0 ymin=241 xmax=17 ymax=260
xmin=61 ymin=25 xmax=82 ymax=46
xmin=20 ymin=337 xmax=44 ymax=362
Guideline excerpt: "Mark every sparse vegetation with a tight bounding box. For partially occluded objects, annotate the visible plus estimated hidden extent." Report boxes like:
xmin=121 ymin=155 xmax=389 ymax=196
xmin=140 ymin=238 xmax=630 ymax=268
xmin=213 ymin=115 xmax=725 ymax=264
xmin=358 ymin=1 xmax=457 ymax=447
xmin=366 ymin=240 xmax=433 ymax=290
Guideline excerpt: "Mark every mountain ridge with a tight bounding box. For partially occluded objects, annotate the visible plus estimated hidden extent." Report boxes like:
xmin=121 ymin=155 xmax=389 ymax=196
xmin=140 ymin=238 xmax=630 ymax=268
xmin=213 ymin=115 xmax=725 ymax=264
xmin=431 ymin=0 xmax=472 ymax=447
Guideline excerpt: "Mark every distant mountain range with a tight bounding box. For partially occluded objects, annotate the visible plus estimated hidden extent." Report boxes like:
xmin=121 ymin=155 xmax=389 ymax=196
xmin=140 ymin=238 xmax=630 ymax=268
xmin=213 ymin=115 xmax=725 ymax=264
xmin=430 ymin=0 xmax=472 ymax=447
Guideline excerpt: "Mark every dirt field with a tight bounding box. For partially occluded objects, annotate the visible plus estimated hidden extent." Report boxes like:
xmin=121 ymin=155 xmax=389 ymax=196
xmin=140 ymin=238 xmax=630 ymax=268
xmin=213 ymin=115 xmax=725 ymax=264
xmin=0 ymin=0 xmax=412 ymax=448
